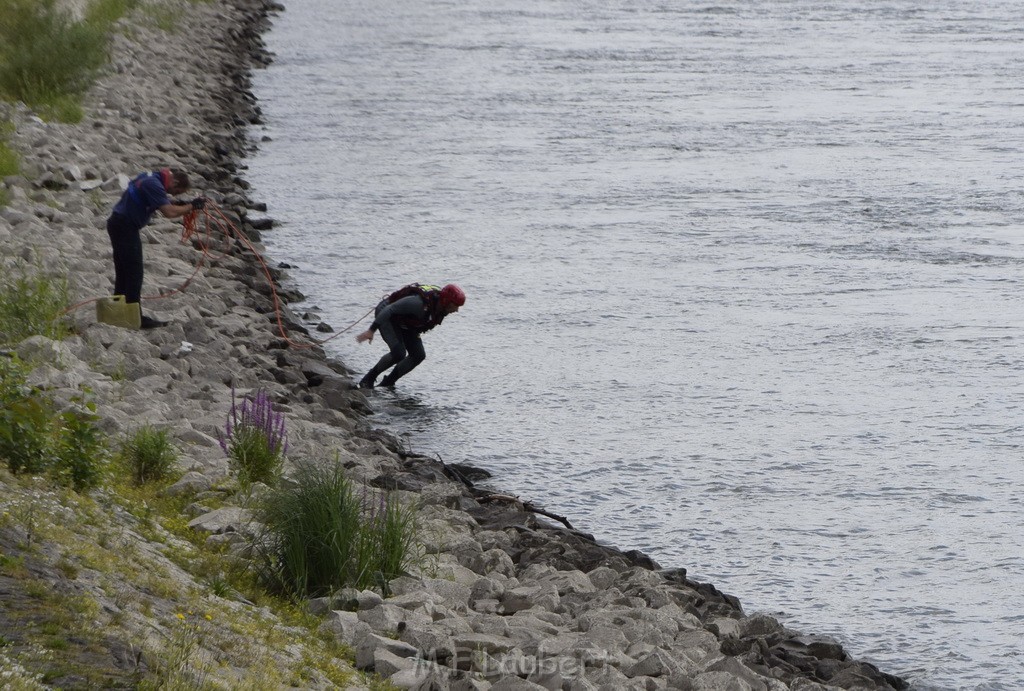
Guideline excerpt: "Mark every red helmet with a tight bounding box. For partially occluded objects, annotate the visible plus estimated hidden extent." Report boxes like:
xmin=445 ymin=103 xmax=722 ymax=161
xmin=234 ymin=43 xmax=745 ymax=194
xmin=439 ymin=284 xmax=466 ymax=308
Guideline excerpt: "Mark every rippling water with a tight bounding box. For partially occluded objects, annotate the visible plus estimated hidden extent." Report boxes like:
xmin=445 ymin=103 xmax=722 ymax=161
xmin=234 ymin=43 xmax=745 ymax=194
xmin=246 ymin=1 xmax=1024 ymax=687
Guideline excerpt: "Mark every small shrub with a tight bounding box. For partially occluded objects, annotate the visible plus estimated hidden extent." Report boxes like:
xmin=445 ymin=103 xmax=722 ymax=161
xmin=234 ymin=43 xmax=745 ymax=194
xmin=220 ymin=387 xmax=287 ymax=487
xmin=0 ymin=395 xmax=53 ymax=475
xmin=0 ymin=264 xmax=70 ymax=344
xmin=252 ymin=461 xmax=416 ymax=600
xmin=53 ymin=403 xmax=107 ymax=492
xmin=118 ymin=425 xmax=178 ymax=485
xmin=0 ymin=0 xmax=108 ymax=119
xmin=0 ymin=358 xmax=106 ymax=491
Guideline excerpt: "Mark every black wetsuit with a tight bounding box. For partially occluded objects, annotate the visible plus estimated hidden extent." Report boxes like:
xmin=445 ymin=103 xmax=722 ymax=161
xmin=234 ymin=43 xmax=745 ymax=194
xmin=360 ymin=295 xmax=432 ymax=387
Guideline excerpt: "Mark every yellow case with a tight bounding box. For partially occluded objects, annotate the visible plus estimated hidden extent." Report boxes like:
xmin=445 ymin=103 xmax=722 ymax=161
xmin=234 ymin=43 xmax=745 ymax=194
xmin=96 ymin=295 xmax=141 ymax=330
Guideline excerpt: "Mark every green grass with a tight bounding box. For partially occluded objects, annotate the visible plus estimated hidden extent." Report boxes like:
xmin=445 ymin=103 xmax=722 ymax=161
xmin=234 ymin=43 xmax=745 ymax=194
xmin=117 ymin=425 xmax=179 ymax=486
xmin=0 ymin=119 xmax=17 ymax=205
xmin=0 ymin=263 xmax=70 ymax=345
xmin=0 ymin=0 xmax=142 ymax=123
xmin=252 ymin=461 xmax=417 ymax=600
xmin=0 ymin=0 xmax=108 ymax=122
xmin=85 ymin=0 xmax=140 ymax=27
xmin=0 ymin=125 xmax=17 ymax=177
xmin=0 ymin=358 xmax=106 ymax=491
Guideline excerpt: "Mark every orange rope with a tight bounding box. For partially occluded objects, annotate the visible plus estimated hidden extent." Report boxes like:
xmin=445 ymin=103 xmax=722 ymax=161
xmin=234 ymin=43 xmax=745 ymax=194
xmin=65 ymin=202 xmax=373 ymax=349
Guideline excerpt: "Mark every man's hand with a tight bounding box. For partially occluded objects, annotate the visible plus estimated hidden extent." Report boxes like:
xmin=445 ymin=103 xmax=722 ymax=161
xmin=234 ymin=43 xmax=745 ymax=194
xmin=190 ymin=197 xmax=207 ymax=210
xmin=356 ymin=329 xmax=375 ymax=344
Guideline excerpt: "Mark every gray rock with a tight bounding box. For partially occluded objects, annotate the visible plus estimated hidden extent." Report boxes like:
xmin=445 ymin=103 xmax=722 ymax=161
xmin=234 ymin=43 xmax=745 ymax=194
xmin=453 ymin=632 xmax=518 ymax=657
xmin=451 ymin=677 xmax=492 ymax=691
xmin=400 ymin=624 xmax=456 ymax=662
xmin=375 ymin=648 xmax=418 ymax=677
xmin=61 ymin=164 xmax=84 ymax=181
xmin=626 ymin=649 xmax=681 ymax=678
xmin=355 ymin=632 xmax=419 ymax=670
xmin=357 ymin=589 xmax=385 ymax=610
xmin=470 ymin=549 xmax=517 ymax=579
xmin=15 ymin=335 xmax=77 ymax=367
xmin=187 ymin=506 xmax=253 ymax=535
xmin=586 ymin=566 xmax=620 ymax=590
xmin=174 ymin=427 xmax=222 ymax=448
xmin=703 ymin=657 xmax=772 ymax=691
xmin=160 ymin=471 xmax=212 ymax=497
xmin=541 ymin=569 xmax=596 ymax=596
xmin=101 ymin=174 xmax=130 ymax=192
xmin=320 ymin=610 xmax=371 ymax=646
xmin=707 ymin=617 xmax=741 ymax=639
xmin=358 ymin=602 xmax=431 ymax=634
xmin=739 ymin=613 xmax=783 ymax=639
xmin=420 ymin=482 xmax=465 ymax=509
xmin=389 ymin=663 xmax=452 ymax=690
xmin=489 ymin=677 xmax=547 ymax=690
xmin=0 ymin=207 xmax=31 ymax=225
xmin=690 ymin=671 xmax=753 ymax=691
xmin=501 ymin=584 xmax=559 ymax=614
xmin=470 ymin=576 xmax=506 ymax=604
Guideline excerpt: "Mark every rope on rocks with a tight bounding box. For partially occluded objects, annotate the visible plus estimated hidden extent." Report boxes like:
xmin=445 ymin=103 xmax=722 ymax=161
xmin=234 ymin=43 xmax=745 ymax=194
xmin=63 ymin=201 xmax=374 ymax=349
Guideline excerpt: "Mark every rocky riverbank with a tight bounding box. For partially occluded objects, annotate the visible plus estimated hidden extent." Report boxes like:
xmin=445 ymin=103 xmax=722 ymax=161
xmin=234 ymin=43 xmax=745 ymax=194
xmin=0 ymin=0 xmax=908 ymax=689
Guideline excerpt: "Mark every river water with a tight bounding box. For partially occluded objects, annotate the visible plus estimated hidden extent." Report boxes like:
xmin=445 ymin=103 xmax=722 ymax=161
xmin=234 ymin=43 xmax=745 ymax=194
xmin=245 ymin=1 xmax=1024 ymax=688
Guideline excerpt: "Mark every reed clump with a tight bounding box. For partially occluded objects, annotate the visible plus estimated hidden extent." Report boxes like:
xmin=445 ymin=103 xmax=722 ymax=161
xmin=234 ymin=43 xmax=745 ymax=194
xmin=118 ymin=425 xmax=180 ymax=486
xmin=252 ymin=461 xmax=417 ymax=600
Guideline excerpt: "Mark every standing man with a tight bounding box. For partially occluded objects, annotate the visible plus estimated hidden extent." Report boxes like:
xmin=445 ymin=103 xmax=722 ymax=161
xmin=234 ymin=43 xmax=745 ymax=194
xmin=106 ymin=167 xmax=205 ymax=328
xmin=356 ymin=283 xmax=466 ymax=389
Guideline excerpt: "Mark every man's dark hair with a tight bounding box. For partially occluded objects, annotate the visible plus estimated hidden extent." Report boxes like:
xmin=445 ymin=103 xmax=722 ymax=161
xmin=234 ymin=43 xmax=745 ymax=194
xmin=169 ymin=168 xmax=190 ymax=191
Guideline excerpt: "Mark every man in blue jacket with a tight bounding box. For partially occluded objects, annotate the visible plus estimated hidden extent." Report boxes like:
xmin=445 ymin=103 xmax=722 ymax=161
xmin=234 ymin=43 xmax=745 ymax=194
xmin=356 ymin=283 xmax=466 ymax=388
xmin=106 ymin=168 xmax=205 ymax=328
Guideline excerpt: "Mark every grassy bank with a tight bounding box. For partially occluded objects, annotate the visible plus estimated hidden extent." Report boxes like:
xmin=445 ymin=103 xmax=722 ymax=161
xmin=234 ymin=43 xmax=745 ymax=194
xmin=0 ymin=0 xmax=211 ymax=123
xmin=0 ymin=270 xmax=414 ymax=689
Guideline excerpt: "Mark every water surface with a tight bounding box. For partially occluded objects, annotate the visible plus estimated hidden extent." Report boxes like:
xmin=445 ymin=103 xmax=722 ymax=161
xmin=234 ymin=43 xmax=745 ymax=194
xmin=247 ymin=1 xmax=1024 ymax=687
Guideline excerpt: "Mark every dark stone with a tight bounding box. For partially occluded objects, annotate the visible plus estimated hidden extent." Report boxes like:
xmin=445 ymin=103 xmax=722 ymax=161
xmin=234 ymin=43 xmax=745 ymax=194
xmin=807 ymin=636 xmax=847 ymax=661
xmin=720 ymin=636 xmax=751 ymax=656
xmin=658 ymin=567 xmax=688 ymax=583
xmin=369 ymin=473 xmax=427 ymax=492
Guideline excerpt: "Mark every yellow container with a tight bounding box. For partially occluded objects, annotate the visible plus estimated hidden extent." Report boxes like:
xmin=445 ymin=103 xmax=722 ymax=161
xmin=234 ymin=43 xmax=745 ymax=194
xmin=96 ymin=295 xmax=141 ymax=330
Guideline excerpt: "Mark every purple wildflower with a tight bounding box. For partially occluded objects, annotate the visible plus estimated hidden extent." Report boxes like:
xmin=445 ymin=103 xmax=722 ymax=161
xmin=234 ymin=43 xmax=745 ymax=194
xmin=220 ymin=386 xmax=288 ymax=460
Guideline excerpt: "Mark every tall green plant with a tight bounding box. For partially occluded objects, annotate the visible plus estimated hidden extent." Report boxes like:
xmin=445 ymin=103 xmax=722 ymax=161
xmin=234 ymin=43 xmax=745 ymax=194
xmin=54 ymin=403 xmax=107 ymax=492
xmin=0 ymin=357 xmax=106 ymax=491
xmin=0 ymin=264 xmax=70 ymax=345
xmin=0 ymin=393 xmax=53 ymax=475
xmin=118 ymin=424 xmax=179 ymax=485
xmin=0 ymin=0 xmax=108 ymax=120
xmin=252 ymin=462 xmax=416 ymax=600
